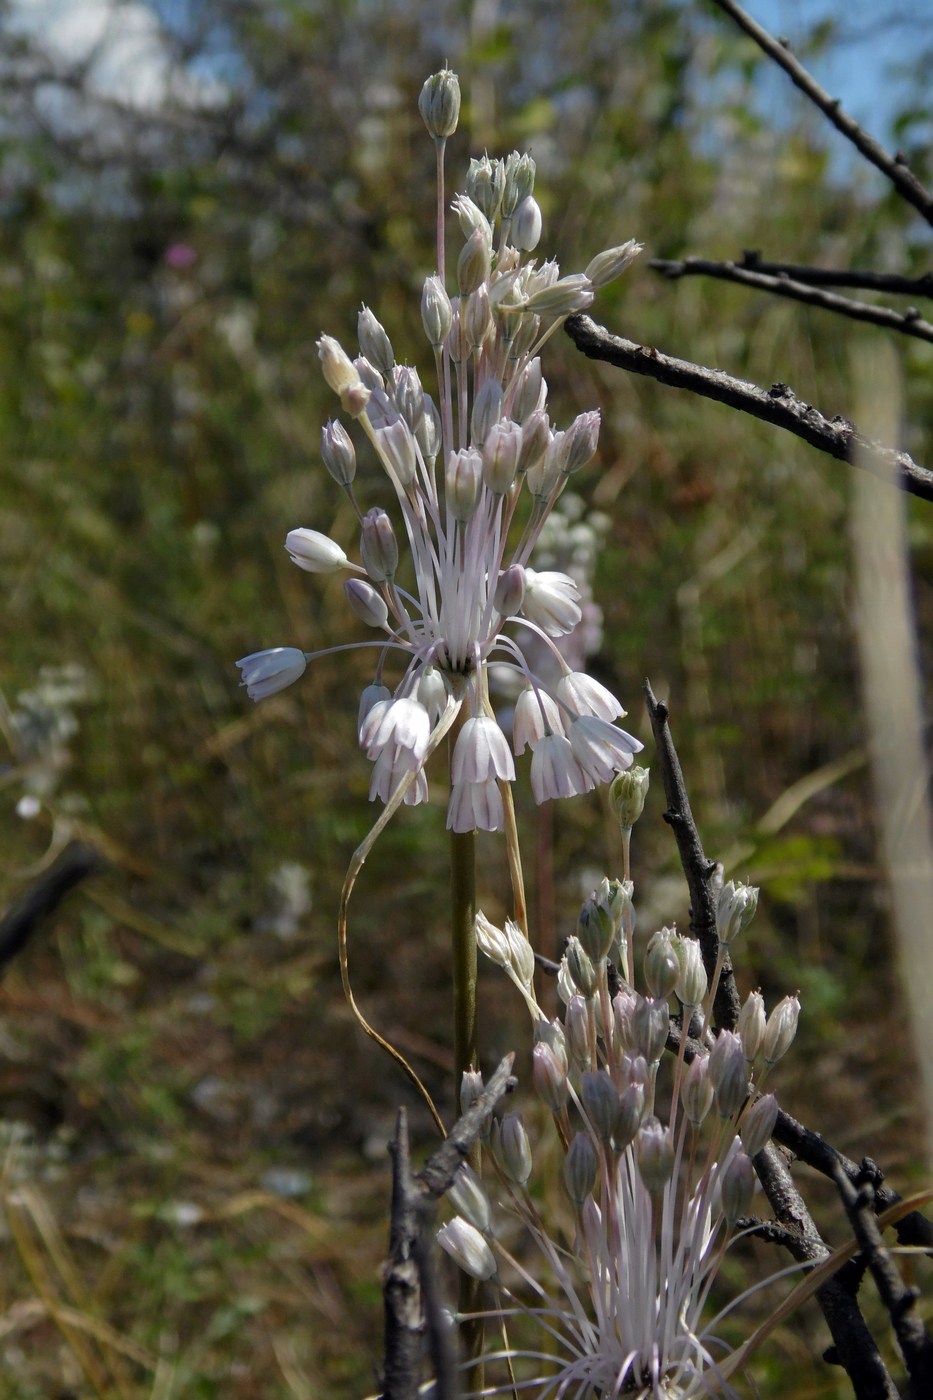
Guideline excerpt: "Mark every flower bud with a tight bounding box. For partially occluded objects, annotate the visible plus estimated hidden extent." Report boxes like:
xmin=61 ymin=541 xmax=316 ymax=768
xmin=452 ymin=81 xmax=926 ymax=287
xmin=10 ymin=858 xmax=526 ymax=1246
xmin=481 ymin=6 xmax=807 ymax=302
xmin=738 ymin=990 xmax=766 ymax=1066
xmin=584 ymin=239 xmax=642 ymax=288
xmin=437 ymin=1217 xmax=495 ymax=1280
xmin=511 ymin=357 xmax=545 ymax=424
xmin=610 ymin=766 xmax=649 ymax=832
xmin=463 ymin=286 xmax=492 ymax=351
xmin=493 ymin=564 xmax=525 ymax=618
xmin=524 ymin=273 xmax=593 ymax=316
xmin=581 ymin=1070 xmax=619 ymax=1143
xmin=709 ymin=1030 xmax=748 ymax=1120
xmin=534 ymin=1017 xmax=567 ymax=1065
xmin=672 ymin=934 xmax=708 ymax=1012
xmin=357 ymin=306 xmax=394 ymax=378
xmin=559 ymin=410 xmax=600 ymax=474
xmin=471 ymin=377 xmax=504 ymax=449
xmin=719 ymin=1147 xmax=755 ymax=1228
xmin=417 ymin=664 xmax=448 ymax=722
xmin=445 ymin=298 xmax=464 ymax=365
xmin=482 ymin=418 xmax=523 ymax=495
xmin=576 ymin=892 xmax=615 ymax=964
xmin=446 ymin=448 xmax=483 ymax=522
xmin=533 ymin=1041 xmax=568 ymax=1113
xmin=761 ymin=994 xmax=801 ymax=1066
xmin=416 ymin=394 xmax=442 ymax=465
xmin=633 ymin=995 xmax=669 ymax=1064
xmin=513 ymin=195 xmax=542 ymax=251
xmin=516 ymin=409 xmax=550 ymax=477
xmin=285 ymin=528 xmax=349 ymax=574
xmin=644 ymin=927 xmax=680 ymax=1000
xmin=637 ymin=1117 xmax=675 ymax=1194
xmin=321 ymin=418 xmax=356 ymax=487
xmin=360 ymin=507 xmax=398 ymax=583
xmin=448 ymin=1164 xmax=491 ymax=1234
xmin=615 ymin=1079 xmax=646 ymax=1149
xmin=458 ymin=226 xmax=492 ymax=296
xmin=318 ymin=334 xmax=361 ymax=396
xmin=451 ymin=193 xmax=492 ymax=242
xmin=377 ymin=417 xmax=417 ymax=486
xmin=466 ymin=155 xmax=504 ymax=222
xmin=496 ymin=1112 xmax=532 ymax=1186
xmin=393 ymin=365 xmax=425 ymax=434
xmin=565 ymin=994 xmax=591 ymax=1072
xmin=563 ymin=1131 xmax=598 ymax=1205
xmin=421 ymin=274 xmax=453 ymax=349
xmin=612 ymin=989 xmax=638 ymax=1053
xmin=525 ymin=434 xmax=563 ymax=502
xmin=566 ymin=936 xmax=598 ymax=999
xmin=740 ymin=1093 xmax=779 ymax=1157
xmin=504 ymin=919 xmax=535 ymax=989
xmin=344 ymin=578 xmax=389 ymax=629
xmin=680 ymin=1053 xmax=714 ymax=1128
xmin=358 ymin=682 xmax=391 ymax=734
xmin=717 ymin=880 xmax=759 ymax=946
xmin=475 ymin=910 xmax=511 ymax=970
xmin=236 ymin=648 xmax=306 ymax=702
xmin=418 ymin=69 xmax=461 ymax=139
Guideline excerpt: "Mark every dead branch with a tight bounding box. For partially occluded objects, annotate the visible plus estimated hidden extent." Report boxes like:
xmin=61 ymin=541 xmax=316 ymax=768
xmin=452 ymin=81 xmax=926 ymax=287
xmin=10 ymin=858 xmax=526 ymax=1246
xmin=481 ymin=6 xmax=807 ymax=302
xmin=565 ymin=315 xmax=933 ymax=503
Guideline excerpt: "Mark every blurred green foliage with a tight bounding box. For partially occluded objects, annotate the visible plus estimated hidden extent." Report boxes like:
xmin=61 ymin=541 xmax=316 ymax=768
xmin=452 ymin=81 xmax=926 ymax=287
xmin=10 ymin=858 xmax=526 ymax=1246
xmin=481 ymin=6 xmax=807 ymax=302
xmin=0 ymin=0 xmax=931 ymax=1394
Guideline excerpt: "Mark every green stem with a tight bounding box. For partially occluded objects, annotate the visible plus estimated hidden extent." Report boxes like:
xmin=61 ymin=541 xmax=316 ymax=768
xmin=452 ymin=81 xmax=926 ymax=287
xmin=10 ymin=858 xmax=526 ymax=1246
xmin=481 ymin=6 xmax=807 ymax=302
xmin=448 ymin=706 xmax=484 ymax=1385
xmin=451 ymin=820 xmax=478 ymax=1090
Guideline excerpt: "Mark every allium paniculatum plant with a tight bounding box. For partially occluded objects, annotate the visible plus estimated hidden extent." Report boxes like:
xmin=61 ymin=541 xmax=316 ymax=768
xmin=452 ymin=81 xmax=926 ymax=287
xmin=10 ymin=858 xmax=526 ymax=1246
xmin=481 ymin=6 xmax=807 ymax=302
xmin=439 ymin=848 xmax=804 ymax=1399
xmin=237 ymin=68 xmax=643 ymax=834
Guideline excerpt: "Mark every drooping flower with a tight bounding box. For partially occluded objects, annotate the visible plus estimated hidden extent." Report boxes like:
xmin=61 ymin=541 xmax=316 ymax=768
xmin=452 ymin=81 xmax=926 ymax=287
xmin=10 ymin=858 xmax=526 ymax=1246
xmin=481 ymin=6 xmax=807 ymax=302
xmin=237 ymin=648 xmax=307 ymax=701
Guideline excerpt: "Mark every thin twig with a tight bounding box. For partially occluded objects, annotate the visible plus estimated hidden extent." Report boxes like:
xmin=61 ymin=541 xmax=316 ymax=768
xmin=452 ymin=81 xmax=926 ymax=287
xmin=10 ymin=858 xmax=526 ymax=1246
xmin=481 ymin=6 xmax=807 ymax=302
xmin=834 ymin=1163 xmax=933 ymax=1395
xmin=565 ymin=315 xmax=933 ymax=503
xmin=643 ymin=681 xmax=741 ymax=1030
xmin=709 ymin=0 xmax=933 ymax=226
xmin=650 ymin=257 xmax=933 ymax=343
xmin=728 ymin=253 xmax=933 ymax=298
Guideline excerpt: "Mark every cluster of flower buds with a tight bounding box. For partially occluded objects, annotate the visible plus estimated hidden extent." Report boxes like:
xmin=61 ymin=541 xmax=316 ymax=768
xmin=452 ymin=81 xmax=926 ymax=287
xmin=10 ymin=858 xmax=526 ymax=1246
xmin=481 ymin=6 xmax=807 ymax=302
xmin=442 ymin=874 xmax=800 ymax=1397
xmin=237 ymin=68 xmax=644 ymax=833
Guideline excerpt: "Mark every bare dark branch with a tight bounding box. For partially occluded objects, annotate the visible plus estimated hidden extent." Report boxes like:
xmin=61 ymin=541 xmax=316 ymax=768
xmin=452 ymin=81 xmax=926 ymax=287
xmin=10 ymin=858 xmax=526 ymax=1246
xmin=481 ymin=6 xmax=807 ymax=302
xmin=730 ymin=253 xmax=933 ymax=299
xmin=710 ymin=0 xmax=933 ymax=226
xmin=380 ymin=1057 xmax=516 ymax=1399
xmin=755 ymin=1144 xmax=900 ymax=1400
xmin=650 ymin=257 xmax=933 ymax=344
xmin=643 ymin=682 xmax=741 ymax=1031
xmin=834 ymin=1164 xmax=933 ymax=1395
xmin=565 ymin=315 xmax=933 ymax=503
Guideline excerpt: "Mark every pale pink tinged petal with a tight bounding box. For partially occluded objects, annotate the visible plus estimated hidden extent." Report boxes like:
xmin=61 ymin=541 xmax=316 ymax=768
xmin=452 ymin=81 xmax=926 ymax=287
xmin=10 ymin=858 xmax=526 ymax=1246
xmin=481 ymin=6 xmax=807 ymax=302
xmin=513 ymin=687 xmax=563 ymax=755
xmin=451 ymin=716 xmax=515 ymax=783
xmin=446 ymin=778 xmax=504 ymax=832
xmin=368 ymin=697 xmax=431 ymax=764
xmin=568 ymin=716 xmax=642 ymax=784
xmin=522 ymin=569 xmax=582 ymax=638
xmin=359 ymin=698 xmax=390 ymax=752
xmin=557 ymin=671 xmax=624 ymax=721
xmin=530 ymin=733 xmax=593 ymax=803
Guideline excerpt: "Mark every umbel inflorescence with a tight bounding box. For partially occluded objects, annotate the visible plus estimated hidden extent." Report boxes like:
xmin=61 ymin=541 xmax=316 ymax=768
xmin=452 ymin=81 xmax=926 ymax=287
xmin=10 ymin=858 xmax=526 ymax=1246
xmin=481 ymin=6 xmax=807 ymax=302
xmin=440 ymin=873 xmax=802 ymax=1399
xmin=237 ymin=69 xmax=643 ymax=832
